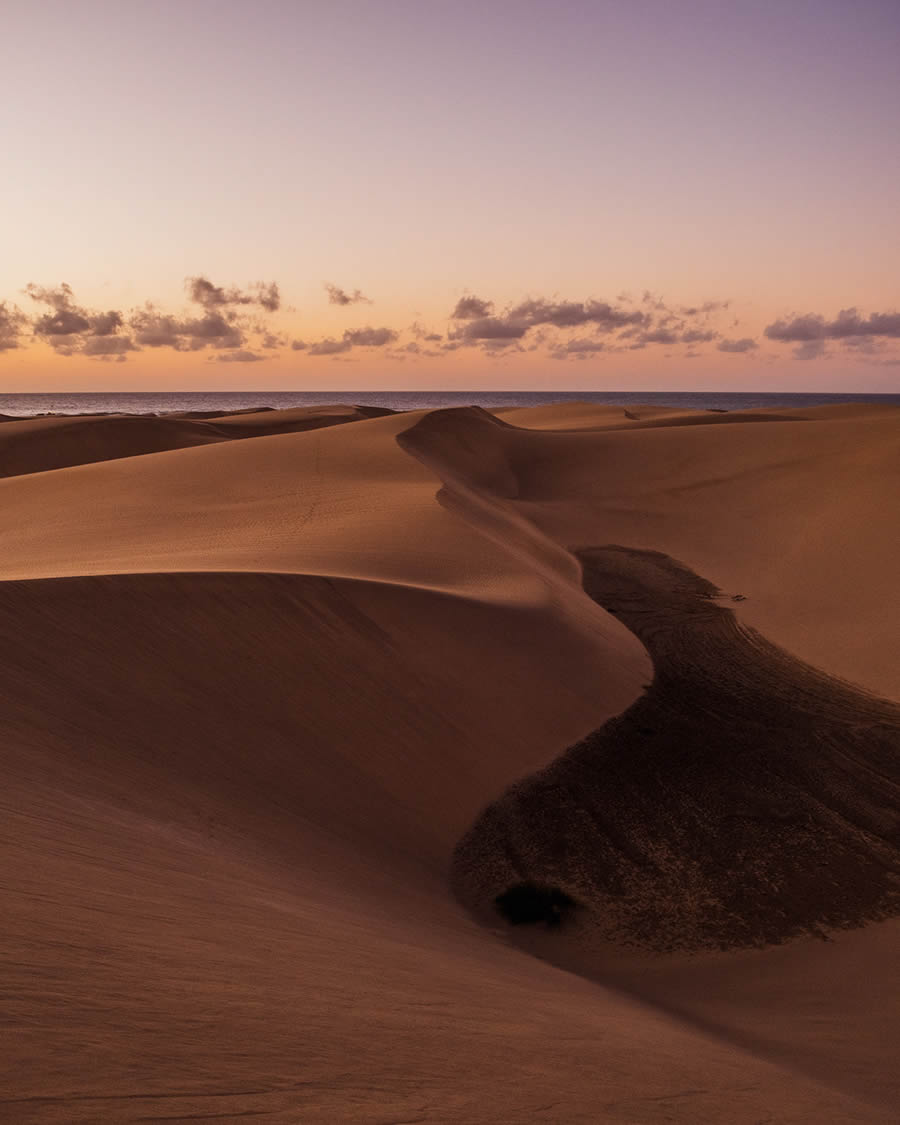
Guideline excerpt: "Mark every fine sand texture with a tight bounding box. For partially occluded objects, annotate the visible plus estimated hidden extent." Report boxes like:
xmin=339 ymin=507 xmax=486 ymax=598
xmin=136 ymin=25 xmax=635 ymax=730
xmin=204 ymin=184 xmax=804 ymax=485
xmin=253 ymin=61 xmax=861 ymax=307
xmin=1 ymin=402 xmax=898 ymax=1122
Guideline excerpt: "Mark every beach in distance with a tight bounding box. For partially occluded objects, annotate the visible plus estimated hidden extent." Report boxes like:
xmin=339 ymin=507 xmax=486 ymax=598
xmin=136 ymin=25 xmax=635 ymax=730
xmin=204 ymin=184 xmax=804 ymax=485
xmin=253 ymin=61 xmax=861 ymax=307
xmin=1 ymin=398 xmax=898 ymax=1122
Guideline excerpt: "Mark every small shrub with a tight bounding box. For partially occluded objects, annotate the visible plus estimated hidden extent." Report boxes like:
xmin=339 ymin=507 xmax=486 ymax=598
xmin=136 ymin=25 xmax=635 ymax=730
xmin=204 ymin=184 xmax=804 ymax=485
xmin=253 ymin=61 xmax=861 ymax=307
xmin=494 ymin=882 xmax=577 ymax=928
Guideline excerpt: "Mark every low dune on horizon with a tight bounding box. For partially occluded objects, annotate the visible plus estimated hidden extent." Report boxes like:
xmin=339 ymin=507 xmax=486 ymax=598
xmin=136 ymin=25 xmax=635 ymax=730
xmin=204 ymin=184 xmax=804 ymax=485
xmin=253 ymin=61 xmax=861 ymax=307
xmin=1 ymin=399 xmax=898 ymax=1123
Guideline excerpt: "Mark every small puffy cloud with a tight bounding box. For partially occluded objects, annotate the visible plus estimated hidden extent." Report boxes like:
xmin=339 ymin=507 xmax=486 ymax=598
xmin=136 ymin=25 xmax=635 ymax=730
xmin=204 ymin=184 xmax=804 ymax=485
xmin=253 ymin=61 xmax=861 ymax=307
xmin=26 ymin=283 xmax=91 ymax=337
xmin=343 ymin=325 xmax=398 ymax=347
xmin=793 ymin=339 xmax=828 ymax=361
xmin=549 ymin=337 xmax=606 ymax=359
xmin=0 ymin=300 xmax=28 ymax=351
xmin=453 ymin=316 xmax=530 ymax=340
xmin=130 ymin=306 xmax=184 ymax=349
xmin=681 ymin=328 xmax=718 ymax=344
xmin=717 ymin=337 xmax=757 ymax=353
xmin=765 ymin=307 xmax=900 ymax=343
xmin=291 ymin=339 xmax=307 ymax=351
xmin=187 ymin=276 xmax=281 ymax=312
xmin=639 ymin=328 xmax=679 ymax=345
xmin=308 ymin=337 xmax=351 ymax=355
xmin=83 ymin=335 xmax=138 ymax=358
xmin=325 ymin=282 xmax=371 ymax=306
xmin=215 ymin=349 xmax=267 ymax=363
xmin=307 ymin=325 xmax=399 ymax=355
xmin=451 ymin=295 xmax=494 ymax=319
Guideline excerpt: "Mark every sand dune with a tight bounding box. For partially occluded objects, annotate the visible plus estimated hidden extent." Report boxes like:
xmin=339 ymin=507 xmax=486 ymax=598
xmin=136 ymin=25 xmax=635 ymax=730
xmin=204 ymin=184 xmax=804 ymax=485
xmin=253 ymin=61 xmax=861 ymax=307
xmin=1 ymin=402 xmax=898 ymax=1121
xmin=0 ymin=404 xmax=392 ymax=479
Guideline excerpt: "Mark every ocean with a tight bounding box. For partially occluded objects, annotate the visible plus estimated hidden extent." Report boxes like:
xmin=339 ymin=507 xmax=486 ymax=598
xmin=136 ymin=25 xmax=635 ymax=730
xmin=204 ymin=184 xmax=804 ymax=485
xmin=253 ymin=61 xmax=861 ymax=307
xmin=0 ymin=389 xmax=897 ymax=417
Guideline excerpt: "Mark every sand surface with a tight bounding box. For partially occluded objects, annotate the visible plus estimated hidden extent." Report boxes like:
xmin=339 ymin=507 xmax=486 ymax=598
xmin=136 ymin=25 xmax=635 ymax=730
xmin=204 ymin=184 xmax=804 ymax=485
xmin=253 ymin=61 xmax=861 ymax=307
xmin=1 ymin=402 xmax=897 ymax=1121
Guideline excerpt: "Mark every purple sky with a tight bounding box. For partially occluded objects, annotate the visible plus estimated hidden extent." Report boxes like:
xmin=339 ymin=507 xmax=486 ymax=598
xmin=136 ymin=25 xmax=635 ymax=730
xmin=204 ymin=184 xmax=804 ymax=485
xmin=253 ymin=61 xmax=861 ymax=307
xmin=1 ymin=0 xmax=898 ymax=389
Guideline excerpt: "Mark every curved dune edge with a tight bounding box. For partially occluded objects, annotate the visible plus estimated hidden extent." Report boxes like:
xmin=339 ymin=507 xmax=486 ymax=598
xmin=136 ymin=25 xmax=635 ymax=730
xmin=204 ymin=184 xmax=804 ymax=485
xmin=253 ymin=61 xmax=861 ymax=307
xmin=452 ymin=546 xmax=900 ymax=952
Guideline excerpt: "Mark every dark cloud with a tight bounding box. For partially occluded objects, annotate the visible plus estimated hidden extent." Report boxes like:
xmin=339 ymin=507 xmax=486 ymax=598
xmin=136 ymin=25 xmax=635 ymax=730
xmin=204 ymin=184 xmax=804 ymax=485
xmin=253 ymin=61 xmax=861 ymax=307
xmin=451 ymin=297 xmax=647 ymax=349
xmin=26 ymin=283 xmax=141 ymax=358
xmin=638 ymin=328 xmax=679 ymax=346
xmin=510 ymin=297 xmax=647 ymax=332
xmin=453 ymin=316 xmax=530 ymax=341
xmin=549 ymin=337 xmax=606 ymax=359
xmin=764 ymin=307 xmax=900 ymax=343
xmin=306 ymin=325 xmax=399 ymax=355
xmin=451 ymin=295 xmax=494 ymax=319
xmin=681 ymin=328 xmax=718 ymax=344
xmin=793 ymin=339 xmax=828 ymax=361
xmin=343 ymin=325 xmax=398 ymax=347
xmin=325 ymin=282 xmax=371 ymax=306
xmin=129 ymin=306 xmax=185 ymax=349
xmin=187 ymin=276 xmax=281 ymax=312
xmin=291 ymin=339 xmax=307 ymax=351
xmin=0 ymin=301 xmax=28 ymax=351
xmin=128 ymin=306 xmax=243 ymax=351
xmin=308 ymin=337 xmax=351 ymax=355
xmin=83 ymin=335 xmax=138 ymax=358
xmin=26 ymin=283 xmax=91 ymax=337
xmin=717 ymin=337 xmax=758 ymax=353
xmin=89 ymin=309 xmax=124 ymax=336
xmin=215 ymin=349 xmax=266 ymax=363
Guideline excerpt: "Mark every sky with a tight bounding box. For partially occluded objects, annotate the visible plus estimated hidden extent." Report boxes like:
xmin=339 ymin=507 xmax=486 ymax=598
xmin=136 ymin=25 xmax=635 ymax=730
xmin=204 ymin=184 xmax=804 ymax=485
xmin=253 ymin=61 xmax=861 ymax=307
xmin=1 ymin=0 xmax=898 ymax=391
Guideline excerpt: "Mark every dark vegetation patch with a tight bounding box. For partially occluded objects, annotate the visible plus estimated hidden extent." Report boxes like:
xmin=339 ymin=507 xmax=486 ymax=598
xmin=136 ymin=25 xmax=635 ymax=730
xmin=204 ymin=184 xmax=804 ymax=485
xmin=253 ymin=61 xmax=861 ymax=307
xmin=494 ymin=883 xmax=578 ymax=927
xmin=454 ymin=547 xmax=900 ymax=953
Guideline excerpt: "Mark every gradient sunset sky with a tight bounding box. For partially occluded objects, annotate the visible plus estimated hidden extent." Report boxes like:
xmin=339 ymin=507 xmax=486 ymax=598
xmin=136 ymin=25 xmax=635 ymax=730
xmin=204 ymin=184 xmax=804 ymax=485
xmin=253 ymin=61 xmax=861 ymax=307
xmin=1 ymin=0 xmax=898 ymax=391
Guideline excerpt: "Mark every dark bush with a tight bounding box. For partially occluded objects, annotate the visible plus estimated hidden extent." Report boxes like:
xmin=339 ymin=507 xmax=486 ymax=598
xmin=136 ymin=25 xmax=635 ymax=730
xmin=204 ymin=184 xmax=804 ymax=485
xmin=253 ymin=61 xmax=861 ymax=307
xmin=494 ymin=882 xmax=577 ymax=928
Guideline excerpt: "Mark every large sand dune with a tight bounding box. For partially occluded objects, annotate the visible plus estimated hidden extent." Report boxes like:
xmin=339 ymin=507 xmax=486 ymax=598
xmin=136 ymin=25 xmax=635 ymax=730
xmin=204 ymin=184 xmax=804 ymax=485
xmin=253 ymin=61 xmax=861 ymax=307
xmin=1 ymin=402 xmax=897 ymax=1121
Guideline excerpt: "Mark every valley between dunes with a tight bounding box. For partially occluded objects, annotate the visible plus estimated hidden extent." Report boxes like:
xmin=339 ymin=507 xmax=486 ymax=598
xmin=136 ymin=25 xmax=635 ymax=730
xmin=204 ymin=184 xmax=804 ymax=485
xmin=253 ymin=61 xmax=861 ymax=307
xmin=1 ymin=401 xmax=897 ymax=1122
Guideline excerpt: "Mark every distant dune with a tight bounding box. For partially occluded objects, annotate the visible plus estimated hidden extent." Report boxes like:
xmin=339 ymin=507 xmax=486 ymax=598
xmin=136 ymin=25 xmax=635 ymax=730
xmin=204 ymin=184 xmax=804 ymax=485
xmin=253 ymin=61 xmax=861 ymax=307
xmin=1 ymin=402 xmax=897 ymax=1122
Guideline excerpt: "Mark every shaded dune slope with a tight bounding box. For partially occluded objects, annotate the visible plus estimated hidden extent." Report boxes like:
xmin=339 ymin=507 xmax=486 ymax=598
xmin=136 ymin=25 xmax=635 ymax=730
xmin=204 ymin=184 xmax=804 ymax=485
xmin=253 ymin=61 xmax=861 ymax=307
xmin=0 ymin=403 xmax=393 ymax=478
xmin=453 ymin=545 xmax=900 ymax=951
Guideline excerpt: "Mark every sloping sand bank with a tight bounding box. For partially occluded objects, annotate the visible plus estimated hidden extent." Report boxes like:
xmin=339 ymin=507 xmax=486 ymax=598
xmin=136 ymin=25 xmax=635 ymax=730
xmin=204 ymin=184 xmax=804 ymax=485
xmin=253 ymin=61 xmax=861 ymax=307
xmin=1 ymin=402 xmax=897 ymax=1121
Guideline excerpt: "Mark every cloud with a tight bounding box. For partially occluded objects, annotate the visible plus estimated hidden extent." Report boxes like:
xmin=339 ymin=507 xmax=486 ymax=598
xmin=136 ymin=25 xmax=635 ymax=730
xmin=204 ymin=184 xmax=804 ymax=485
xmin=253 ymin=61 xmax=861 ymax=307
xmin=679 ymin=300 xmax=730 ymax=317
xmin=0 ymin=301 xmax=28 ymax=351
xmin=128 ymin=305 xmax=243 ymax=351
xmin=764 ymin=307 xmax=900 ymax=343
xmin=793 ymin=339 xmax=828 ymax=361
xmin=82 ymin=335 xmax=139 ymax=358
xmin=187 ymin=276 xmax=281 ymax=312
xmin=451 ymin=295 xmax=494 ymax=319
xmin=453 ymin=316 xmax=530 ymax=341
xmin=509 ymin=297 xmax=647 ymax=332
xmin=549 ymin=337 xmax=606 ymax=359
xmin=308 ymin=337 xmax=351 ymax=355
xmin=681 ymin=328 xmax=718 ymax=344
xmin=638 ymin=328 xmax=679 ymax=346
xmin=26 ymin=283 xmax=91 ymax=337
xmin=26 ymin=282 xmax=141 ymax=358
xmin=343 ymin=325 xmax=398 ymax=347
xmin=325 ymin=282 xmax=371 ymax=306
xmin=717 ymin=337 xmax=757 ymax=353
xmin=291 ymin=339 xmax=307 ymax=351
xmin=215 ymin=349 xmax=267 ymax=363
xmin=307 ymin=325 xmax=399 ymax=355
